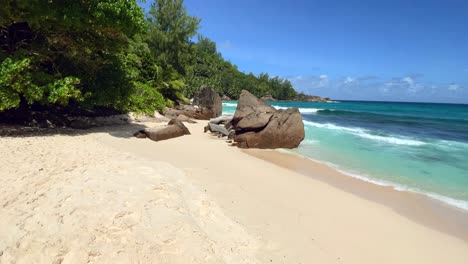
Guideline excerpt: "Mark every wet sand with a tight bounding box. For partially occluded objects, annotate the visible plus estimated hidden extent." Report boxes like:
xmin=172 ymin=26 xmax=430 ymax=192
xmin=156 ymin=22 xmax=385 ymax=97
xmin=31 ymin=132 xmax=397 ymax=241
xmin=245 ymin=148 xmax=468 ymax=243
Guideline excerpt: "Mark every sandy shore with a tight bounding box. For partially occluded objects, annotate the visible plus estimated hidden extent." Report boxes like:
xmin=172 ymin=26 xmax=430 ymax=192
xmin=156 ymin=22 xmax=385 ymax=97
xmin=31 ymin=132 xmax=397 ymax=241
xmin=1 ymin=121 xmax=468 ymax=263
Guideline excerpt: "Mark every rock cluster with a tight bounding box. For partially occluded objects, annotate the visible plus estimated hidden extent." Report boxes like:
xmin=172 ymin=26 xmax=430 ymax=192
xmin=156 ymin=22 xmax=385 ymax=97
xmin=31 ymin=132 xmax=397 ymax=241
xmin=259 ymin=94 xmax=277 ymax=102
xmin=204 ymin=115 xmax=235 ymax=138
xmin=231 ymin=90 xmax=305 ymax=149
xmin=169 ymin=86 xmax=222 ymax=120
xmin=204 ymin=90 xmax=305 ymax=149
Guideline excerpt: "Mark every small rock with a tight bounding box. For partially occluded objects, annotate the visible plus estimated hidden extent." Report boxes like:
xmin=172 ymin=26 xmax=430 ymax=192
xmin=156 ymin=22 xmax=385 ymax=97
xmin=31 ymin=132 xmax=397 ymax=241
xmin=176 ymin=114 xmax=197 ymax=124
xmin=228 ymin=130 xmax=236 ymax=139
xmin=133 ymin=131 xmax=147 ymax=138
xmin=208 ymin=122 xmax=229 ymax=136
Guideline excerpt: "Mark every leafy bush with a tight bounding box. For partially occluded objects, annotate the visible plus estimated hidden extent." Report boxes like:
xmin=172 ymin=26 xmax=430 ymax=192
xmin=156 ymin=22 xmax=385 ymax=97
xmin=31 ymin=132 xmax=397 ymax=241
xmin=0 ymin=58 xmax=82 ymax=111
xmin=1 ymin=0 xmax=300 ymax=118
xmin=123 ymin=82 xmax=166 ymax=115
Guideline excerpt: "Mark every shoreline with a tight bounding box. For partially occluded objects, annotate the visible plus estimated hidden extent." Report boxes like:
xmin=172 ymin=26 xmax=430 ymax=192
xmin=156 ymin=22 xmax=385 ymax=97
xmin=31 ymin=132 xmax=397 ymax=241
xmin=280 ymin=149 xmax=468 ymax=212
xmin=97 ymin=122 xmax=468 ymax=263
xmin=244 ymin=148 xmax=468 ymax=243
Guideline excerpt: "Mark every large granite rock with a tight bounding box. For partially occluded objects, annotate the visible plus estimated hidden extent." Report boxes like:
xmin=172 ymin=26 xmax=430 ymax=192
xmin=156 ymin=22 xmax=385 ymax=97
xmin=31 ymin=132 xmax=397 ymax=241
xmin=232 ymin=90 xmax=276 ymax=131
xmin=231 ymin=90 xmax=305 ymax=149
xmin=178 ymin=86 xmax=222 ymax=120
xmin=175 ymin=114 xmax=197 ymax=124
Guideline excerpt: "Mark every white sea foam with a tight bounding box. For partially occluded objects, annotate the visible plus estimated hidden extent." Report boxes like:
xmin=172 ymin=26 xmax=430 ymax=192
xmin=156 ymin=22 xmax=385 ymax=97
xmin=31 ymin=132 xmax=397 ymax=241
xmin=303 ymin=139 xmax=319 ymax=144
xmin=303 ymin=121 xmax=427 ymax=146
xmin=357 ymin=133 xmax=426 ymax=146
xmin=303 ymin=121 xmax=365 ymax=133
xmin=336 ymin=168 xmax=468 ymax=211
xmin=222 ymin=103 xmax=322 ymax=114
xmin=273 ymin=106 xmax=322 ymax=113
xmin=278 ymin=149 xmax=468 ymax=211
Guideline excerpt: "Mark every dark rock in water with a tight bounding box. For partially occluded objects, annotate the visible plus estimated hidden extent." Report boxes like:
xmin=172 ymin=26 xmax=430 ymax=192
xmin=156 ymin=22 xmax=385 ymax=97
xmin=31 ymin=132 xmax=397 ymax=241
xmin=232 ymin=90 xmax=276 ymax=131
xmin=176 ymin=114 xmax=197 ymax=124
xmin=293 ymin=93 xmax=331 ymax=102
xmin=231 ymin=90 xmax=305 ymax=149
xmin=138 ymin=119 xmax=190 ymax=142
xmin=259 ymin=94 xmax=277 ymax=102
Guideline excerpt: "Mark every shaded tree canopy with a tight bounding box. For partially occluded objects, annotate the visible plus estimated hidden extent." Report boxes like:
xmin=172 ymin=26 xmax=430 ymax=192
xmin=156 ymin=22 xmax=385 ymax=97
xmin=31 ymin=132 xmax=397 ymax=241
xmin=1 ymin=0 xmax=298 ymax=115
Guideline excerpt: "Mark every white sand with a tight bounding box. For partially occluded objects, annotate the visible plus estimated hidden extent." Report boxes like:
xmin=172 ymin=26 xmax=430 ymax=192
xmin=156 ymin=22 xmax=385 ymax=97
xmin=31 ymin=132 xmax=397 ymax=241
xmin=0 ymin=124 xmax=258 ymax=263
xmin=1 ymin=121 xmax=468 ymax=263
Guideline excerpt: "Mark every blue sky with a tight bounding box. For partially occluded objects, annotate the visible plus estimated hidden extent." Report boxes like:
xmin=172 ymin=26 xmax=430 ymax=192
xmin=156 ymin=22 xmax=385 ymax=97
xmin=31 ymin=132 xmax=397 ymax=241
xmin=142 ymin=0 xmax=468 ymax=103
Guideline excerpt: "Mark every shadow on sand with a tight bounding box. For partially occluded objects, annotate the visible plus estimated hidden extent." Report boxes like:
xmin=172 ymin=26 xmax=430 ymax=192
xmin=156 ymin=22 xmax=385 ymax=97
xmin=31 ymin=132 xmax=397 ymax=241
xmin=0 ymin=123 xmax=150 ymax=139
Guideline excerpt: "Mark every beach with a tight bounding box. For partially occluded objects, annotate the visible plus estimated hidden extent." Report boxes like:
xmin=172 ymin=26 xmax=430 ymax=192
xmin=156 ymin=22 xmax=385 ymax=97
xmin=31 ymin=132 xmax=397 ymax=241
xmin=1 ymin=121 xmax=468 ymax=263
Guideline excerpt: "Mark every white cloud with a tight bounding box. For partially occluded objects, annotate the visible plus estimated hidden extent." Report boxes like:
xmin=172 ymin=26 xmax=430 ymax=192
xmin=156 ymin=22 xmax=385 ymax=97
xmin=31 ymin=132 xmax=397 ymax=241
xmin=287 ymin=73 xmax=467 ymax=103
xmin=317 ymin=74 xmax=329 ymax=88
xmin=402 ymin=76 xmax=414 ymax=85
xmin=448 ymin=83 xmax=460 ymax=91
xmin=343 ymin=77 xmax=355 ymax=84
xmin=219 ymin=40 xmax=233 ymax=50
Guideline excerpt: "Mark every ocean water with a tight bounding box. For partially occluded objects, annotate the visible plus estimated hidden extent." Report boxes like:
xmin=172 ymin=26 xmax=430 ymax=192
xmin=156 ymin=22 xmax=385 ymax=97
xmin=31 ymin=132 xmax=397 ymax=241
xmin=222 ymin=101 xmax=468 ymax=211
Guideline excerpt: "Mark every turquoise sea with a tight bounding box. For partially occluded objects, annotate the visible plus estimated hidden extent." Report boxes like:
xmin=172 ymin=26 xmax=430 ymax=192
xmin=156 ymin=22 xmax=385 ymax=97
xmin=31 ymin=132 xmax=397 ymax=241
xmin=223 ymin=100 xmax=468 ymax=211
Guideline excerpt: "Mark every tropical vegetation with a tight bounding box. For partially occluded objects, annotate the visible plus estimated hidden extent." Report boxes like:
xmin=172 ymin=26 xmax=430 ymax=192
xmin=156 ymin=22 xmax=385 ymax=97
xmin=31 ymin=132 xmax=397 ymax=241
xmin=0 ymin=0 xmax=297 ymax=115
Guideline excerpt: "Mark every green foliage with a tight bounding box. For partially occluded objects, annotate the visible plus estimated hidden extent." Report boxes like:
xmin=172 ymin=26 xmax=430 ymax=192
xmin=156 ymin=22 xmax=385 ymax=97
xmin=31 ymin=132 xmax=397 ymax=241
xmin=147 ymin=0 xmax=200 ymax=75
xmin=186 ymin=37 xmax=297 ymax=100
xmin=123 ymin=81 xmax=166 ymax=114
xmin=0 ymin=0 xmax=299 ymax=117
xmin=0 ymin=57 xmax=82 ymax=111
xmin=0 ymin=0 xmax=145 ymax=111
